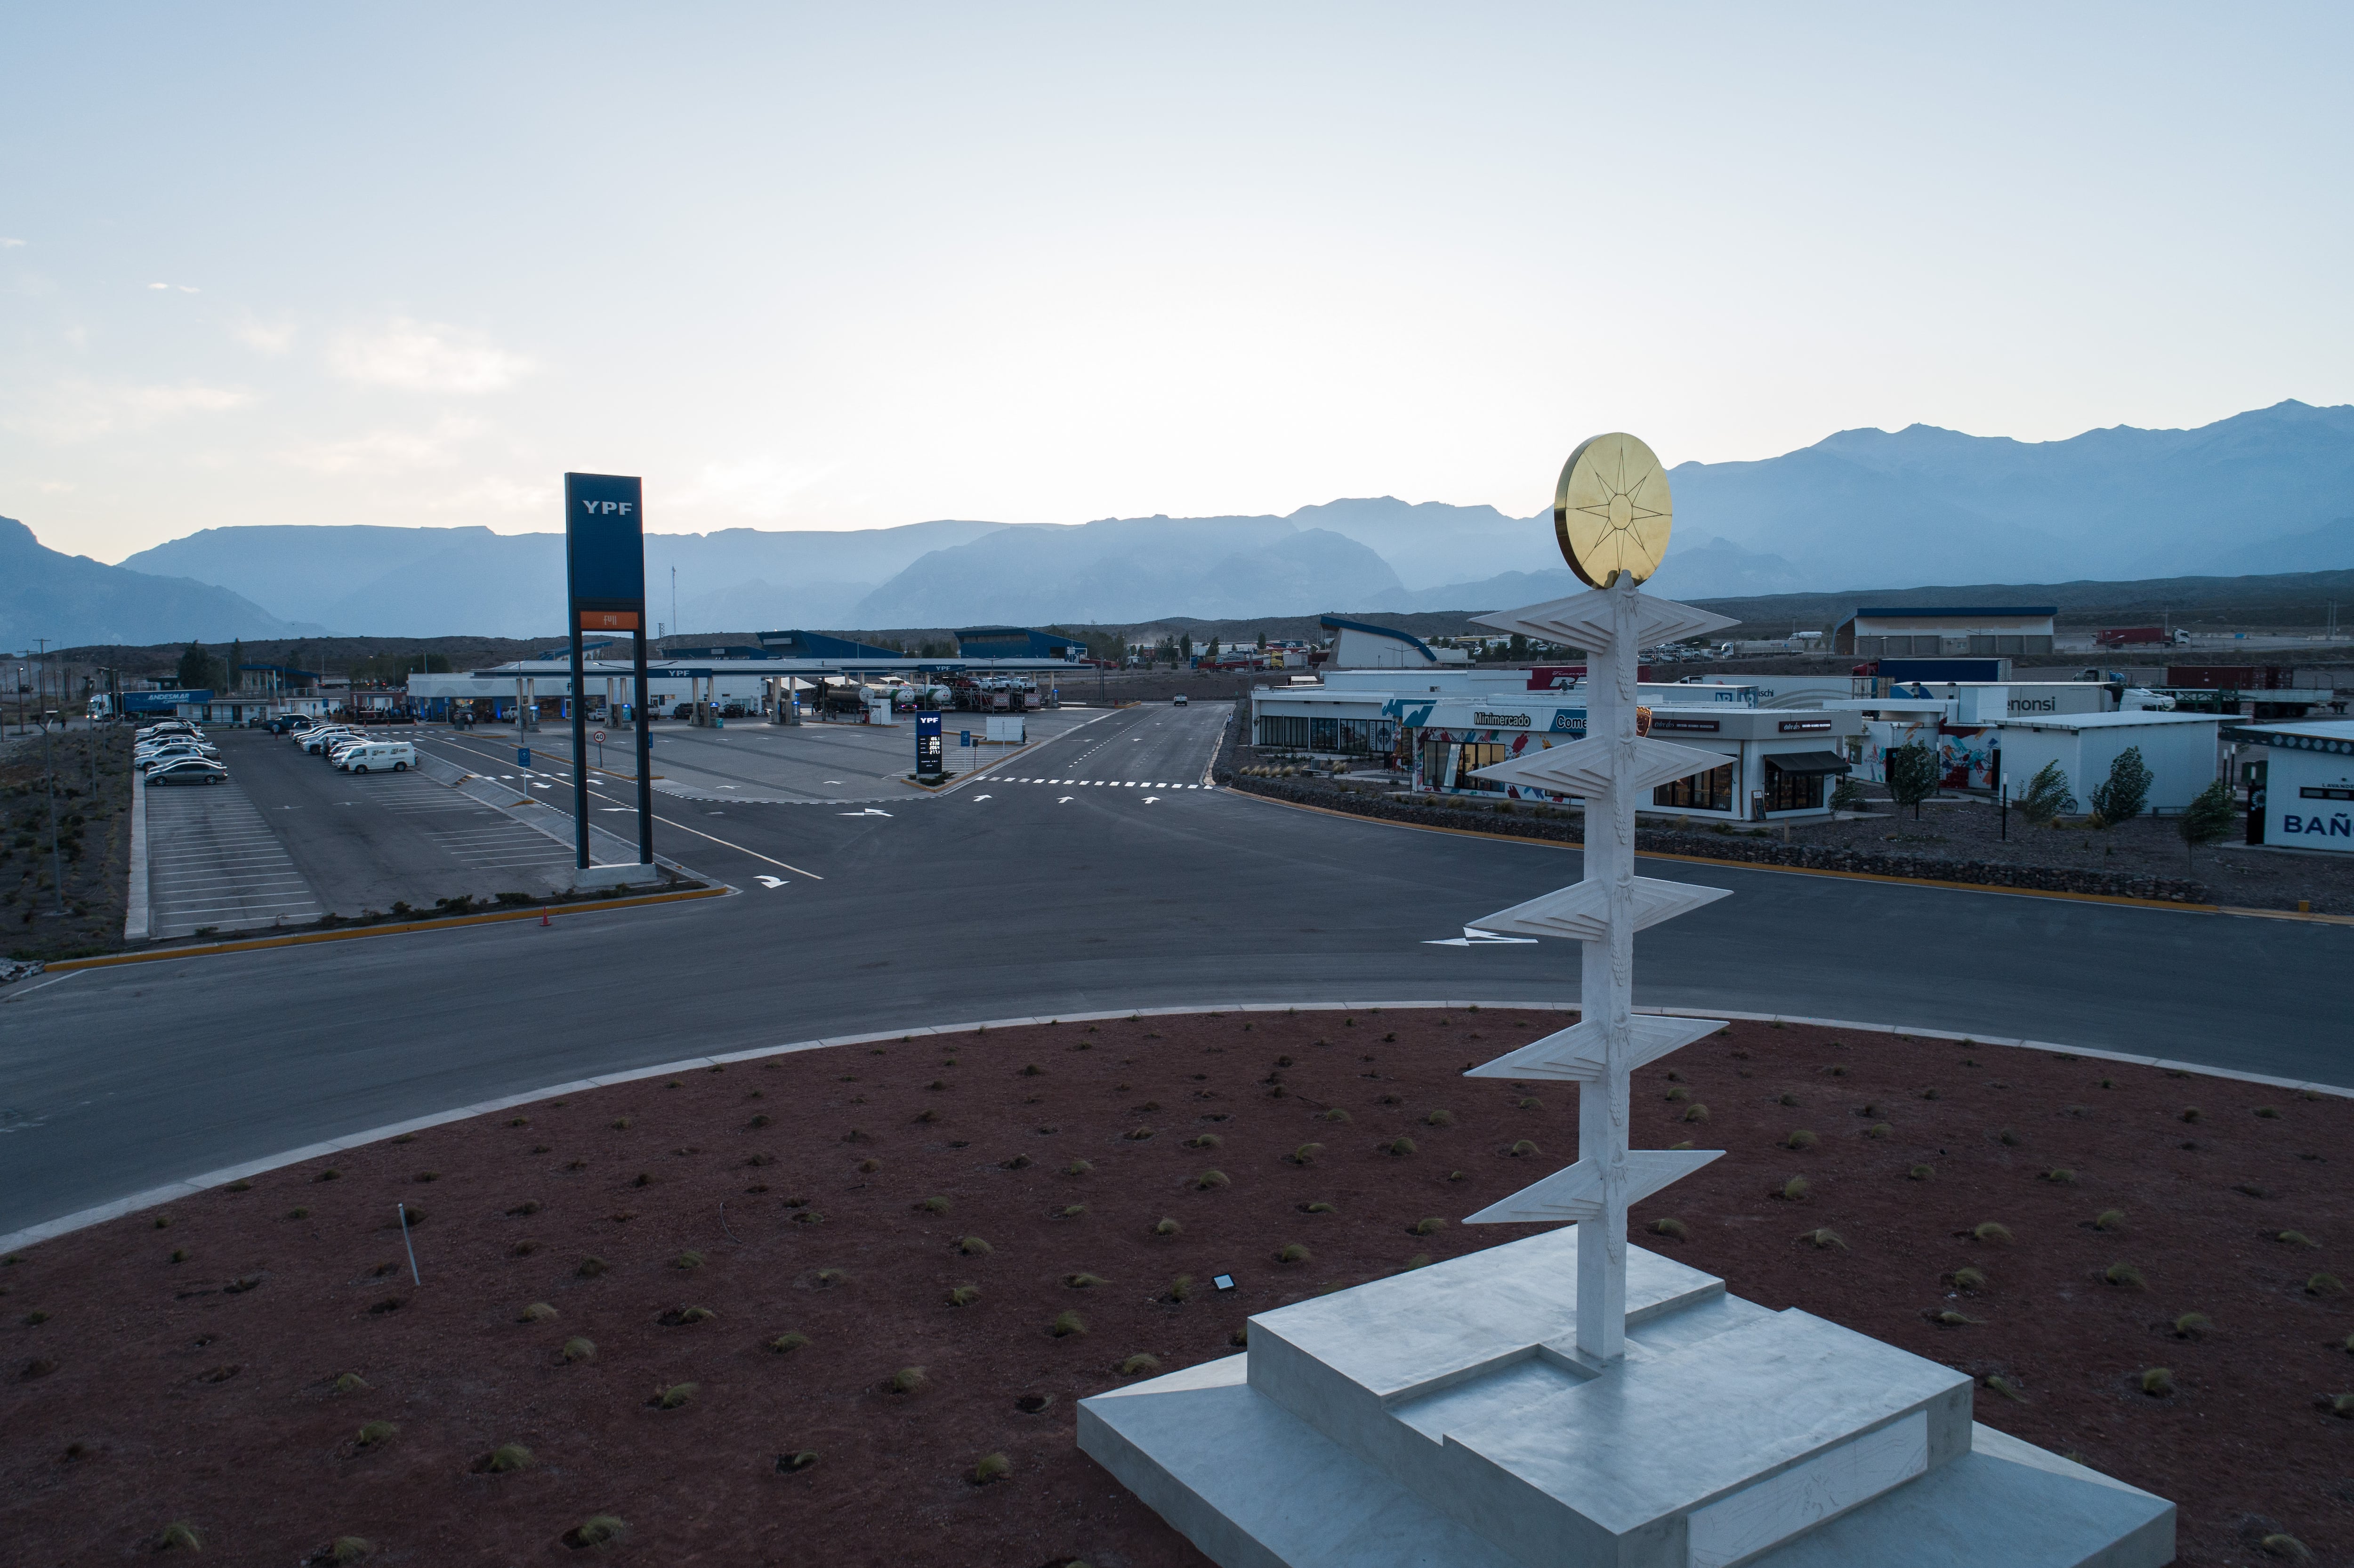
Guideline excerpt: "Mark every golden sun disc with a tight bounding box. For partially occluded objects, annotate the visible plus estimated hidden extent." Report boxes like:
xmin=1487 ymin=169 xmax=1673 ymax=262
xmin=1554 ymin=433 xmax=1672 ymax=587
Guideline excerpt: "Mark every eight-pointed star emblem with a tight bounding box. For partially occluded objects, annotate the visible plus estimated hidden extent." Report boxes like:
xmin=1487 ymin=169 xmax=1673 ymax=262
xmin=1553 ymin=432 xmax=1673 ymax=587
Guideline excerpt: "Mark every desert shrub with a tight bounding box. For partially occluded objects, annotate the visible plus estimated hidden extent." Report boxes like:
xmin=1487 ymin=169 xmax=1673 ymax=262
xmin=1972 ymin=1222 xmax=2013 ymax=1243
xmin=1065 ymin=1273 xmax=1108 ymax=1289
xmin=566 ymin=1516 xmax=629 ymax=1548
xmin=918 ymin=1196 xmax=951 ymax=1214
xmin=1288 ymin=1142 xmax=1323 ymax=1165
xmin=768 ymin=1332 xmax=810 ymax=1353
xmin=1152 ymin=1217 xmax=1181 ymax=1236
xmin=1908 ymin=1164 xmax=1935 ymax=1181
xmin=1195 ymin=1170 xmax=1230 ymax=1190
xmin=958 ymin=1236 xmax=993 ymax=1256
xmin=2093 ymin=1210 xmax=2126 ymax=1231
xmin=1319 ymin=1109 xmax=1350 ymax=1124
xmin=1983 ymin=1374 xmax=2027 ymax=1403
xmin=1118 ymin=1352 xmax=1162 ymax=1376
xmin=159 ymin=1523 xmax=203 ymax=1552
xmin=1682 ymin=1105 xmax=1709 ymax=1123
xmin=2041 ymin=1168 xmax=2076 ymax=1185
xmin=2278 ymin=1230 xmax=2321 ymax=1248
xmin=1929 ymin=1310 xmax=1979 ymax=1327
xmin=2172 ymin=1312 xmax=2210 ymax=1338
xmin=1065 ymin=1158 xmax=1093 ymax=1176
xmin=654 ymin=1382 xmax=698 ymax=1409
xmin=947 ymin=1285 xmax=981 ymax=1308
xmin=1426 ymin=1109 xmax=1454 ymax=1127
xmin=673 ymin=1249 xmax=704 ymax=1270
xmin=2140 ymin=1367 xmax=2174 ymax=1396
xmin=1862 ymin=1123 xmax=1892 ymax=1139
xmin=1411 ymin=1217 xmax=1446 ymax=1236
xmin=1277 ymin=1242 xmax=1312 ymax=1264
xmin=332 ymin=1372 xmax=370 ymax=1394
xmin=561 ymin=1338 xmax=597 ymax=1362
xmin=1798 ymin=1228 xmax=1845 ymax=1250
xmin=972 ymin=1451 xmax=1012 ymax=1484
xmin=1050 ymin=1311 xmax=1087 ymax=1338
xmin=1778 ymin=1177 xmax=1810 ymax=1201
xmin=1385 ymin=1137 xmax=1417 ymax=1157
xmin=355 ymin=1420 xmax=398 ymax=1447
xmin=1509 ymin=1140 xmax=1542 ymax=1157
xmin=887 ymin=1367 xmax=925 ymax=1395
xmin=2104 ymin=1263 xmax=2146 ymax=1289
xmin=1785 ymin=1130 xmax=1818 ymax=1151
xmin=1649 ymin=1218 xmax=1689 ymax=1241
xmin=1950 ymin=1266 xmax=1986 ymax=1291
xmin=519 ymin=1302 xmax=558 ymax=1323
xmin=485 ymin=1442 xmax=533 ymax=1473
xmin=2306 ymin=1273 xmax=2344 ymax=1295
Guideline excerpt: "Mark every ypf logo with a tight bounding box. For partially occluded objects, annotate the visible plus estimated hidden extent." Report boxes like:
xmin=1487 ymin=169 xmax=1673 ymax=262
xmin=580 ymin=499 xmax=634 ymax=516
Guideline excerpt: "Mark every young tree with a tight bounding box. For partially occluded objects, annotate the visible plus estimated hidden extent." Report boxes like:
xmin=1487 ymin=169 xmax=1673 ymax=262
xmin=1883 ymin=741 xmax=1941 ymax=820
xmin=174 ymin=641 xmax=213 ymax=691
xmin=2088 ymin=746 xmax=2153 ymax=825
xmin=2177 ymin=777 xmax=2237 ymax=870
xmin=2017 ymin=760 xmax=2077 ymax=826
xmin=226 ymin=638 xmax=246 ymax=694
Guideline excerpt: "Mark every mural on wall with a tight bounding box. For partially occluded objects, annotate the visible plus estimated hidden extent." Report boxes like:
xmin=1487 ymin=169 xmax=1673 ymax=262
xmin=1861 ymin=720 xmax=1995 ymax=791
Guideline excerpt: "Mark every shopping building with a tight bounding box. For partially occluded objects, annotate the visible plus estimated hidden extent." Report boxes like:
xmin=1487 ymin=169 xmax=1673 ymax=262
xmin=2223 ymin=718 xmax=2354 ymax=851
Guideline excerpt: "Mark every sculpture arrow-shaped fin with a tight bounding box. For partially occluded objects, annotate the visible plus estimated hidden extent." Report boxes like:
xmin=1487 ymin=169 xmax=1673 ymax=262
xmin=1472 ymin=733 xmax=1730 ymax=799
xmin=1475 ymin=876 xmax=1731 ymax=943
xmin=1463 ymin=1148 xmax=1724 ymax=1225
xmin=1463 ymin=1013 xmax=1726 ymax=1083
xmin=1470 ymin=588 xmax=1735 ymax=657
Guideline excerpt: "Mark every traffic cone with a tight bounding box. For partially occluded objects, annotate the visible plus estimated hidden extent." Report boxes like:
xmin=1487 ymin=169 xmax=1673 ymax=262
xmin=540 ymin=909 xmax=551 ymax=927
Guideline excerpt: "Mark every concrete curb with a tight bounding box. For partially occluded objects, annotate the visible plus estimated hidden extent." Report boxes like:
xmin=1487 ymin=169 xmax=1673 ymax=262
xmin=122 ymin=764 xmax=149 ymax=944
xmin=4 ymin=1000 xmax=2343 ymax=1259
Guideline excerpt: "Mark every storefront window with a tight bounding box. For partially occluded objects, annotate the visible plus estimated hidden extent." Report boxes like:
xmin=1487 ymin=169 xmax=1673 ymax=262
xmin=1766 ymin=766 xmax=1824 ymax=812
xmin=1654 ymin=762 xmax=1733 ymax=812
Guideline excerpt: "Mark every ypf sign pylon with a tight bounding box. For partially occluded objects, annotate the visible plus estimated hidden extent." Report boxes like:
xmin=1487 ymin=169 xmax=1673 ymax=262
xmin=1457 ymin=434 xmax=1739 ymax=1365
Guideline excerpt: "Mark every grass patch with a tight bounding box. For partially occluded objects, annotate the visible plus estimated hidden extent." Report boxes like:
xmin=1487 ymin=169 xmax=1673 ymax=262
xmin=1385 ymin=1136 xmax=1417 ymax=1157
xmin=1950 ymin=1265 xmax=1987 ymax=1291
xmin=1194 ymin=1169 xmax=1230 ymax=1190
xmin=561 ymin=1338 xmax=597 ymax=1363
xmin=1907 ymin=1164 xmax=1935 ymax=1181
xmin=1065 ymin=1273 xmax=1108 ymax=1289
xmin=1426 ymin=1109 xmax=1455 ymax=1126
xmin=1287 ymin=1142 xmax=1323 ymax=1165
xmin=1187 ymin=1132 xmax=1224 ymax=1148
xmin=1972 ymin=1222 xmax=2013 ymax=1244
xmin=1682 ymin=1105 xmax=1709 ymax=1123
xmin=1050 ymin=1311 xmax=1088 ymax=1338
xmin=1057 ymin=1204 xmax=1087 ymax=1218
xmin=1167 ymin=1276 xmax=1195 ymax=1303
xmin=1983 ymin=1373 xmax=2028 ymax=1402
xmin=1304 ymin=1201 xmax=1338 ymax=1215
xmin=778 ymin=1450 xmax=820 ymax=1472
xmin=946 ymin=1284 xmax=982 ymax=1308
xmin=673 ymin=1249 xmax=705 ymax=1270
xmin=887 ymin=1366 xmax=927 ymax=1395
xmin=2140 ymin=1367 xmax=2174 ymax=1396
xmin=1065 ymin=1158 xmax=1094 ymax=1176
xmin=957 ymin=1236 xmax=992 ymax=1256
xmin=653 ymin=1381 xmax=699 ymax=1409
xmin=1319 ymin=1109 xmax=1350 ymax=1124
xmin=768 ymin=1332 xmax=810 ymax=1353
xmin=1777 ymin=1177 xmax=1809 ymax=1201
xmin=2093 ymin=1209 xmax=2126 ymax=1231
xmin=1649 ymin=1217 xmax=1689 ymax=1240
xmin=1508 ymin=1139 xmax=1541 ymax=1157
xmin=917 ymin=1196 xmax=951 ymax=1214
xmin=2104 ymin=1263 xmax=2147 ymax=1289
xmin=1277 ymin=1242 xmax=1312 ymax=1264
xmin=972 ymin=1451 xmax=1012 ymax=1485
xmin=813 ymin=1269 xmax=846 ymax=1287
xmin=1928 ymin=1311 xmax=1979 ymax=1327
xmin=2277 ymin=1230 xmax=2321 ymax=1247
xmin=2172 ymin=1312 xmax=2210 ymax=1338
xmin=1117 ymin=1352 xmax=1162 ymax=1376
xmin=485 ymin=1442 xmax=533 ymax=1473
xmin=1862 ymin=1123 xmax=1892 ymax=1140
xmin=1411 ymin=1217 xmax=1446 ymax=1236
xmin=332 ymin=1372 xmax=370 ymax=1394
xmin=355 ymin=1420 xmax=398 ymax=1448
xmin=2306 ymin=1273 xmax=2343 ymax=1295
xmin=1152 ymin=1218 xmax=1181 ymax=1236
xmin=1784 ymin=1129 xmax=1818 ymax=1151
xmin=2041 ymin=1168 xmax=2076 ymax=1185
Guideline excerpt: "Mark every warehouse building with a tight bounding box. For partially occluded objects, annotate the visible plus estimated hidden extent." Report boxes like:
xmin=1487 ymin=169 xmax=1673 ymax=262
xmin=1834 ymin=606 xmax=2057 ymax=658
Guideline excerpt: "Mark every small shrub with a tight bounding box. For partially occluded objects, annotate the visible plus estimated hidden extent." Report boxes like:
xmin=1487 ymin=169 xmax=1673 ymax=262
xmin=1277 ymin=1242 xmax=1312 ymax=1264
xmin=1778 ymin=1177 xmax=1809 ymax=1201
xmin=768 ymin=1332 xmax=810 ymax=1353
xmin=1649 ymin=1218 xmax=1689 ymax=1241
xmin=1065 ymin=1273 xmax=1108 ymax=1289
xmin=507 ymin=1200 xmax=542 ymax=1216
xmin=813 ymin=1269 xmax=846 ymax=1287
xmin=2041 ymin=1169 xmax=2076 ymax=1185
xmin=2255 ymin=1105 xmax=2281 ymax=1119
xmin=2306 ymin=1273 xmax=2344 ymax=1295
xmin=1288 ymin=1142 xmax=1323 ymax=1165
xmin=2139 ymin=1367 xmax=2173 ymax=1396
xmin=1784 ymin=1129 xmax=1818 ymax=1151
xmin=561 ymin=1338 xmax=597 ymax=1363
xmin=1798 ymin=1228 xmax=1845 ymax=1250
xmin=2093 ymin=1210 xmax=2126 ymax=1232
xmin=159 ymin=1523 xmax=203 ymax=1552
xmin=332 ymin=1372 xmax=370 ymax=1394
xmin=1908 ymin=1164 xmax=1935 ymax=1181
xmin=1778 ymin=1093 xmax=1800 ymax=1108
xmin=2172 ymin=1312 xmax=2210 ymax=1338
xmin=1425 ymin=1109 xmax=1455 ymax=1127
xmin=566 ymin=1516 xmax=629 ymax=1549
xmin=886 ymin=1366 xmax=925 ymax=1396
xmin=1153 ymin=1218 xmax=1181 ymax=1236
xmin=1187 ymin=1133 xmax=1225 ymax=1149
xmin=1682 ymin=1104 xmax=1709 ymax=1123
xmin=1385 ymin=1137 xmax=1417 ymax=1157
xmin=355 ymin=1420 xmax=398 ymax=1447
xmin=778 ymin=1449 xmax=820 ymax=1472
xmin=2278 ymin=1230 xmax=2320 ymax=1248
xmin=1195 ymin=1170 xmax=1230 ymax=1190
xmin=1983 ymin=1374 xmax=2028 ymax=1403
xmin=1508 ymin=1140 xmax=1541 ymax=1157
xmin=972 ymin=1450 xmax=1012 ymax=1484
xmin=1065 ymin=1158 xmax=1093 ymax=1176
xmin=673 ymin=1249 xmax=705 ymax=1270
xmin=653 ymin=1382 xmax=698 ymax=1409
xmin=1304 ymin=1201 xmax=1338 ymax=1215
xmin=1950 ymin=1266 xmax=1987 ymax=1291
xmin=576 ymin=1256 xmax=608 ymax=1278
xmin=1929 ymin=1311 xmax=1979 ymax=1327
xmin=610 ymin=1118 xmax=631 ymax=1131
xmin=2260 ymin=1536 xmax=2315 ymax=1563
xmin=1515 ymin=1096 xmax=1541 ymax=1110
xmin=1166 ymin=1276 xmax=1195 ymax=1303
xmin=1996 ymin=1128 xmax=2023 ymax=1147
xmin=1319 ymin=1109 xmax=1350 ymax=1124
xmin=2179 ymin=1108 xmax=2201 ymax=1124
xmin=323 ymin=1538 xmax=373 ymax=1563
xmin=1862 ymin=1123 xmax=1892 ymax=1140
xmin=1405 ymin=1253 xmax=1433 ymax=1269
xmin=1117 ymin=1352 xmax=1162 ymax=1376
xmin=2104 ymin=1263 xmax=2146 ymax=1289
xmin=918 ymin=1196 xmax=951 ymax=1214
xmin=486 ymin=1442 xmax=533 ymax=1473
xmin=1058 ymin=1204 xmax=1087 ymax=1218
xmin=1411 ymin=1217 xmax=1446 ymax=1236
xmin=519 ymin=1302 xmax=558 ymax=1323
xmin=1050 ymin=1311 xmax=1087 ymax=1338
xmin=958 ymin=1236 xmax=992 ymax=1256
xmin=1666 ymin=1087 xmax=1690 ymax=1103
xmin=1972 ymin=1222 xmax=2013 ymax=1244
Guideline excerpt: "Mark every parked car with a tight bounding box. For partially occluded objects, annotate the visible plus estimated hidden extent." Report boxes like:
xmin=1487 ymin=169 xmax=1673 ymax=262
xmin=136 ymin=722 xmax=202 ymax=743
xmin=1172 ymin=693 xmax=1188 ymax=705
xmin=145 ymin=756 xmax=228 ymax=786
xmin=335 ymin=740 xmax=416 ymax=773
xmin=301 ymin=728 xmax=360 ymax=755
xmin=135 ymin=743 xmax=220 ymax=771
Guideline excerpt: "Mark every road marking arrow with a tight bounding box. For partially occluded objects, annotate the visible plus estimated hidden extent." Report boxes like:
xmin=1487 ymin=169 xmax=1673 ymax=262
xmin=1422 ymin=926 xmax=1541 ymax=947
xmin=755 ymin=875 xmax=787 ymax=889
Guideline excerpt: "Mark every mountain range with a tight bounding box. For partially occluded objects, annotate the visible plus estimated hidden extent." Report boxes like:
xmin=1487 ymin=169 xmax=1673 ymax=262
xmin=7 ymin=400 xmax=2350 ymax=647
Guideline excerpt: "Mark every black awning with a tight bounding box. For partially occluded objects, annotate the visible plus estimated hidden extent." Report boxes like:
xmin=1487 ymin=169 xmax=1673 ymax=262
xmin=1766 ymin=750 xmax=1852 ymax=775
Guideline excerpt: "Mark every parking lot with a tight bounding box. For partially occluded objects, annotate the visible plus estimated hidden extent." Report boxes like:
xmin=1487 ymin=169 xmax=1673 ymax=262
xmin=143 ymin=775 xmax=323 ymax=940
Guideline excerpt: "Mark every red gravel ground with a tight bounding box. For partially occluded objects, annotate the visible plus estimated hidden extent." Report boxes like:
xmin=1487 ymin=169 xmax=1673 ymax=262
xmin=3 ymin=1010 xmax=2350 ymax=1567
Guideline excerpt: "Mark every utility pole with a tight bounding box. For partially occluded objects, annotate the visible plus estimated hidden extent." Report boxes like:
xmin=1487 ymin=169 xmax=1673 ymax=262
xmin=39 ymin=641 xmax=65 ymax=914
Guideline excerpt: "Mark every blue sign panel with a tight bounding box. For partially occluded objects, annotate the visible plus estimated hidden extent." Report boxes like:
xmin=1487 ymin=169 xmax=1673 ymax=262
xmin=564 ymin=473 xmax=646 ymax=607
xmin=916 ymin=710 xmax=943 ymax=773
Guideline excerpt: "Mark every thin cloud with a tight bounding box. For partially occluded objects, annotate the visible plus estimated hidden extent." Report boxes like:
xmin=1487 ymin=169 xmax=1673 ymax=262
xmin=0 ymin=238 xmax=25 ymax=248
xmin=4 ymin=378 xmax=253 ymax=442
xmin=677 ymin=454 xmax=838 ymax=521
xmin=145 ymin=281 xmax=200 ymax=293
xmin=426 ymin=475 xmax=549 ymax=515
xmin=328 ymin=318 xmax=532 ymax=394
xmin=232 ymin=316 xmax=298 ymax=354
xmin=280 ymin=416 xmax=482 ymax=476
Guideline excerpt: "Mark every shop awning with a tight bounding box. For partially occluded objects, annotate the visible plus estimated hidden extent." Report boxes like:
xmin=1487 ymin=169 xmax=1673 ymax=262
xmin=1766 ymin=750 xmax=1852 ymax=775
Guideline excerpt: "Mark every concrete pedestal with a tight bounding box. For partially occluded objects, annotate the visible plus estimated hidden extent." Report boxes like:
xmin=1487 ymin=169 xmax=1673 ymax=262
xmin=1080 ymin=1230 xmax=2172 ymax=1568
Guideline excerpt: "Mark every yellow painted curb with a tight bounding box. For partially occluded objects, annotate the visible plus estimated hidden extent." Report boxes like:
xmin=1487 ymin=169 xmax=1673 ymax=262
xmin=1229 ymin=788 xmax=2231 ymax=916
xmin=43 ymin=885 xmax=729 ymax=972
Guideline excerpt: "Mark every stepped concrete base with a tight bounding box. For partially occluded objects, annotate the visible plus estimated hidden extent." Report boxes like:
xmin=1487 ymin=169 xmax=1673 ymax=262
xmin=1079 ymin=1230 xmax=2172 ymax=1568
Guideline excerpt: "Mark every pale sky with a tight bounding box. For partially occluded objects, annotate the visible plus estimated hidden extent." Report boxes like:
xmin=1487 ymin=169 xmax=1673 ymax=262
xmin=4 ymin=3 xmax=2348 ymax=563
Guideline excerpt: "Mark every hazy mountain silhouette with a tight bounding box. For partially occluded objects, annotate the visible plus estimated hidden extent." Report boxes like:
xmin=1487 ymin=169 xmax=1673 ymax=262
xmin=0 ymin=515 xmax=320 ymax=651
xmin=34 ymin=400 xmax=2349 ymax=635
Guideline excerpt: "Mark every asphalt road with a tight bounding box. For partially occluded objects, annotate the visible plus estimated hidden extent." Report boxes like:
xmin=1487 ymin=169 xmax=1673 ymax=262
xmin=3 ymin=700 xmax=2348 ymax=1238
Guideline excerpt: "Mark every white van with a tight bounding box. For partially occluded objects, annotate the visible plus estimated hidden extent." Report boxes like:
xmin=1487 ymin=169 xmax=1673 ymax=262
xmin=336 ymin=740 xmax=417 ymax=774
